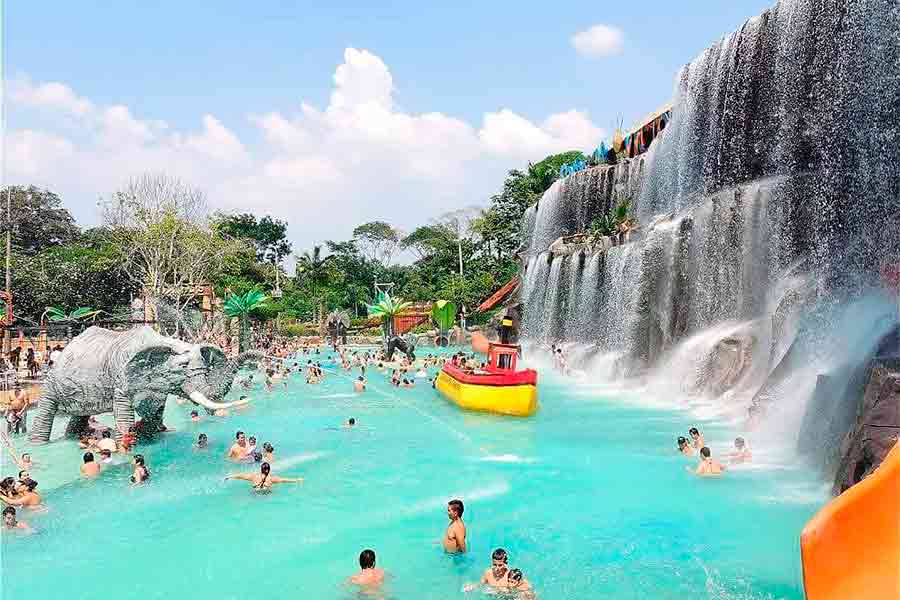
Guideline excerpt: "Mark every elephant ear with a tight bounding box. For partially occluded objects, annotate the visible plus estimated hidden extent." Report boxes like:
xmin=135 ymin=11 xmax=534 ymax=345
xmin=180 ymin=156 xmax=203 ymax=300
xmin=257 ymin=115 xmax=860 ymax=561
xmin=124 ymin=345 xmax=185 ymax=402
xmin=198 ymin=345 xmax=228 ymax=370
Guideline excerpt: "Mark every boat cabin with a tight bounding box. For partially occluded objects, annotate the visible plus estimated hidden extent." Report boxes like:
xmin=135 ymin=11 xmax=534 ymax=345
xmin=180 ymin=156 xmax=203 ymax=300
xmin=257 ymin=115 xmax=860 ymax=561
xmin=487 ymin=342 xmax=520 ymax=372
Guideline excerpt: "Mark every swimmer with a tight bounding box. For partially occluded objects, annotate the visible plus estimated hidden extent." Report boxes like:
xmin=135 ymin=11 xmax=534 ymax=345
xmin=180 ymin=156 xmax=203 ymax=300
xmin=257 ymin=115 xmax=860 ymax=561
xmin=131 ymin=454 xmax=150 ymax=484
xmin=246 ymin=436 xmax=258 ymax=457
xmin=19 ymin=453 xmax=33 ymax=470
xmin=506 ymin=568 xmax=535 ymax=598
xmin=354 ymin=376 xmax=366 ymax=393
xmin=728 ymin=437 xmax=753 ymax=464
xmin=676 ymin=436 xmax=694 ymax=456
xmin=688 ymin=427 xmax=705 ymax=449
xmin=237 ymin=395 xmax=251 ymax=409
xmin=687 ymin=446 xmax=725 ymax=476
xmin=99 ymin=448 xmax=113 ymax=464
xmin=224 ymin=462 xmax=303 ymax=490
xmin=443 ymin=499 xmax=467 ymax=553
xmin=349 ymin=549 xmax=385 ymax=586
xmin=344 ymin=418 xmax=356 ymax=429
xmin=196 ymin=433 xmax=209 ymax=449
xmin=262 ymin=442 xmax=274 ymax=463
xmin=227 ymin=430 xmax=249 ymax=460
xmin=190 ymin=410 xmax=202 ymax=422
xmin=81 ymin=452 xmax=101 ymax=478
xmin=0 ymin=478 xmax=41 ymax=507
xmin=2 ymin=506 xmax=31 ymax=533
xmin=464 ymin=548 xmax=510 ymax=591
xmin=97 ymin=429 xmax=118 ymax=453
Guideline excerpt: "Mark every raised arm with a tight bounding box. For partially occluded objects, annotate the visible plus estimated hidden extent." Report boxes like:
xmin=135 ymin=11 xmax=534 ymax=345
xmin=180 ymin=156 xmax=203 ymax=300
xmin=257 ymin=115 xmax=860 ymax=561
xmin=0 ymin=493 xmax=26 ymax=506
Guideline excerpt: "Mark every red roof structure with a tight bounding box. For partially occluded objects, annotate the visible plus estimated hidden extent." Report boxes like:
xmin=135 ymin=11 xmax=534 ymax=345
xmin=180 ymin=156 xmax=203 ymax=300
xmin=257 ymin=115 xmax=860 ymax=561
xmin=476 ymin=277 xmax=519 ymax=313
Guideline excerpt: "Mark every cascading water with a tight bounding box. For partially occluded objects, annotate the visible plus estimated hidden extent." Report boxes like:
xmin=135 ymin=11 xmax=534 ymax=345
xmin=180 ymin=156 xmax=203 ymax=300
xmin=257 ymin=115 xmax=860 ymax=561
xmin=520 ymin=0 xmax=900 ymax=462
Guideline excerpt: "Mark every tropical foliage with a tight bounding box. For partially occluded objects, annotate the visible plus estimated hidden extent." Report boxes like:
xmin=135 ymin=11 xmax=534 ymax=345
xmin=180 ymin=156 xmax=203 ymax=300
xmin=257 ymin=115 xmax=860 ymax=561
xmin=41 ymin=306 xmax=103 ymax=324
xmin=366 ymin=292 xmax=412 ymax=338
xmin=223 ymin=289 xmax=268 ymax=352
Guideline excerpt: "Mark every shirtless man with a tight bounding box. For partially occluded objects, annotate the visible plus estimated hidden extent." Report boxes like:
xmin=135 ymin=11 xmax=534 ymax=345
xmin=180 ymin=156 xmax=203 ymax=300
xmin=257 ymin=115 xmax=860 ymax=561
xmin=728 ymin=437 xmax=752 ymax=464
xmin=465 ymin=548 xmax=510 ymax=591
xmin=687 ymin=446 xmax=725 ymax=476
xmin=6 ymin=386 xmax=29 ymax=435
xmin=81 ymin=452 xmax=101 ymax=477
xmin=2 ymin=506 xmax=31 ymax=533
xmin=227 ymin=430 xmax=249 ymax=461
xmin=353 ymin=377 xmax=366 ymax=393
xmin=0 ymin=478 xmax=41 ymax=507
xmin=224 ymin=462 xmax=303 ymax=490
xmin=349 ymin=549 xmax=385 ymax=586
xmin=443 ymin=499 xmax=467 ymax=553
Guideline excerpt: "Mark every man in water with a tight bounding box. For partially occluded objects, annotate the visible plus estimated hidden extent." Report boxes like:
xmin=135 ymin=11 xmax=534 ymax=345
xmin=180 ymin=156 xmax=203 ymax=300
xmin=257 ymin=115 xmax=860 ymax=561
xmin=354 ymin=376 xmax=366 ymax=393
xmin=688 ymin=447 xmax=725 ymax=476
xmin=227 ymin=430 xmax=249 ymax=460
xmin=81 ymin=452 xmax=101 ymax=478
xmin=190 ymin=410 xmax=202 ymax=422
xmin=443 ymin=499 xmax=467 ymax=553
xmin=0 ymin=477 xmax=42 ymax=507
xmin=196 ymin=433 xmax=209 ymax=449
xmin=728 ymin=437 xmax=752 ymax=463
xmin=344 ymin=418 xmax=356 ymax=429
xmin=2 ymin=506 xmax=31 ymax=533
xmin=465 ymin=548 xmax=510 ymax=591
xmin=224 ymin=462 xmax=303 ymax=490
xmin=349 ymin=549 xmax=385 ymax=586
xmin=677 ymin=436 xmax=694 ymax=455
xmin=97 ymin=429 xmax=118 ymax=453
xmin=99 ymin=448 xmax=113 ymax=465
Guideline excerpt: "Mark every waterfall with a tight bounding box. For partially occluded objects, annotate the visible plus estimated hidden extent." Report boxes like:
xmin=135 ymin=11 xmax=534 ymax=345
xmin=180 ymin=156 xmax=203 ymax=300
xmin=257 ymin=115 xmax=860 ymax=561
xmin=520 ymin=0 xmax=900 ymax=432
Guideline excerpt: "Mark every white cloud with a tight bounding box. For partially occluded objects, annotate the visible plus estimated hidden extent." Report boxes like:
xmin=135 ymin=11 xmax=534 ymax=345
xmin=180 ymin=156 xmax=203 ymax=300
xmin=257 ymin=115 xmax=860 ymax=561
xmin=571 ymin=24 xmax=624 ymax=58
xmin=6 ymin=48 xmax=605 ymax=248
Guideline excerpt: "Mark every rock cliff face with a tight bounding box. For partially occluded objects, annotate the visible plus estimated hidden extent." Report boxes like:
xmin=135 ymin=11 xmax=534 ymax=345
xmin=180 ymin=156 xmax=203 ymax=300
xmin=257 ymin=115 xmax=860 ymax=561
xmin=519 ymin=0 xmax=900 ymax=491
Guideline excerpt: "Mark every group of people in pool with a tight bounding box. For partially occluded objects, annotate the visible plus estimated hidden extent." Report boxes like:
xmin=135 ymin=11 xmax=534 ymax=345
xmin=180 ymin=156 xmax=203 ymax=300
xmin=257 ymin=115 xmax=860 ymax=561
xmin=0 ymin=444 xmax=39 ymax=533
xmin=346 ymin=499 xmax=535 ymax=597
xmin=677 ymin=426 xmax=753 ymax=476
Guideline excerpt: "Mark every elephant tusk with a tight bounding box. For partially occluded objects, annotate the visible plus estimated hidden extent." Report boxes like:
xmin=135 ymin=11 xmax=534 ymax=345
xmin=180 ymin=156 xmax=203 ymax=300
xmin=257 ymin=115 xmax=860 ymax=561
xmin=188 ymin=391 xmax=250 ymax=411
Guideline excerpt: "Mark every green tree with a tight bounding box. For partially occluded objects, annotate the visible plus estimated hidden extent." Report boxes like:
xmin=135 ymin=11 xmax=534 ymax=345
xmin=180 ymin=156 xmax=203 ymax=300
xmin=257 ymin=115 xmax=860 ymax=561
xmin=352 ymin=221 xmax=400 ymax=265
xmin=366 ymin=292 xmax=411 ymax=339
xmin=295 ymin=245 xmax=335 ymax=323
xmin=0 ymin=185 xmax=80 ymax=254
xmin=214 ymin=213 xmax=292 ymax=264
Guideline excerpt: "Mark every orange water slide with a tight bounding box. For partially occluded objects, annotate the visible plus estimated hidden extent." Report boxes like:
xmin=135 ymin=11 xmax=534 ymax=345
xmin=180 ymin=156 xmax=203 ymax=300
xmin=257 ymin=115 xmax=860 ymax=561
xmin=800 ymin=441 xmax=900 ymax=599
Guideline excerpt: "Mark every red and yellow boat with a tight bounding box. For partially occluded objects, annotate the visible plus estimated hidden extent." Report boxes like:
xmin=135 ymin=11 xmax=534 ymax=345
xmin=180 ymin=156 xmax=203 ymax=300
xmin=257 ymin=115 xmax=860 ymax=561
xmin=435 ymin=341 xmax=538 ymax=417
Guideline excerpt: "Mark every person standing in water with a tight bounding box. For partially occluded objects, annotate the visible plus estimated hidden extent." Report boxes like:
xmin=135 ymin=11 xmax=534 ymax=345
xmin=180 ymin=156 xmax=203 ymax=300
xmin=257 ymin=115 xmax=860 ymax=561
xmin=728 ymin=437 xmax=752 ymax=463
xmin=227 ymin=431 xmax=249 ymax=460
xmin=81 ymin=452 xmax=101 ymax=478
xmin=2 ymin=506 xmax=31 ymax=533
xmin=687 ymin=447 xmax=725 ymax=476
xmin=677 ymin=436 xmax=694 ymax=456
xmin=354 ymin=376 xmax=366 ymax=393
xmin=131 ymin=454 xmax=150 ymax=485
xmin=349 ymin=549 xmax=385 ymax=586
xmin=224 ymin=462 xmax=303 ymax=491
xmin=443 ymin=499 xmax=467 ymax=553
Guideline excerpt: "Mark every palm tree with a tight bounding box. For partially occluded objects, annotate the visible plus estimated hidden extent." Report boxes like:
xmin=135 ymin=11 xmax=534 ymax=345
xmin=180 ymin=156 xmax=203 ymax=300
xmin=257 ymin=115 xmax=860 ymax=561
xmin=366 ymin=292 xmax=411 ymax=339
xmin=41 ymin=306 xmax=103 ymax=325
xmin=223 ymin=290 xmax=268 ymax=353
xmin=295 ymin=245 xmax=334 ymax=324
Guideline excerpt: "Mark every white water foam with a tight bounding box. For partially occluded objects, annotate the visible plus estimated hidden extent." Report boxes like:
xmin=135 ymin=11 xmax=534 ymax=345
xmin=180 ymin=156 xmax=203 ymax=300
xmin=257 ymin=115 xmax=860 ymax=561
xmin=274 ymin=451 xmax=329 ymax=470
xmin=400 ymin=481 xmax=511 ymax=517
xmin=479 ymin=454 xmax=536 ymax=464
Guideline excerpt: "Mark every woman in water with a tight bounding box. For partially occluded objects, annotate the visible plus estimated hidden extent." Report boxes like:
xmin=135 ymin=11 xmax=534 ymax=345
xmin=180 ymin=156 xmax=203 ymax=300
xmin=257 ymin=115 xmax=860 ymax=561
xmin=224 ymin=462 xmax=303 ymax=491
xmin=262 ymin=442 xmax=274 ymax=463
xmin=676 ymin=436 xmax=694 ymax=455
xmin=131 ymin=454 xmax=150 ymax=485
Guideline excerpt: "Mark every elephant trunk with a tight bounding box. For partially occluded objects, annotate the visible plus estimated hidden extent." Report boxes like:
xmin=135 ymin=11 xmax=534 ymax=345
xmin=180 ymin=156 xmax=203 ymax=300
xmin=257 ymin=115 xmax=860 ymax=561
xmin=188 ymin=390 xmax=249 ymax=411
xmin=207 ymin=351 xmax=265 ymax=400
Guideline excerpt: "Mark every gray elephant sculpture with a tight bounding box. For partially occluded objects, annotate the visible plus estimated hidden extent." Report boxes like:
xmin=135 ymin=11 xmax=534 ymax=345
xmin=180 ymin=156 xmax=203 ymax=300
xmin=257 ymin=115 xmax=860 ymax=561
xmin=29 ymin=326 xmax=262 ymax=443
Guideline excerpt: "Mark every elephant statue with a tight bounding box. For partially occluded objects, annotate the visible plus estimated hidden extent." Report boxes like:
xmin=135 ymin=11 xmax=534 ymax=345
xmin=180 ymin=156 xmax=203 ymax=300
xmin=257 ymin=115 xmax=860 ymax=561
xmin=385 ymin=335 xmax=416 ymax=362
xmin=29 ymin=326 xmax=262 ymax=443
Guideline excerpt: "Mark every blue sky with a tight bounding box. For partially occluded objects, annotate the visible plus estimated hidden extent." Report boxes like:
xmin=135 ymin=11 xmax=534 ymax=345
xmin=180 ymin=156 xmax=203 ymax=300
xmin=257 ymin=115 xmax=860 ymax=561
xmin=4 ymin=0 xmax=775 ymax=250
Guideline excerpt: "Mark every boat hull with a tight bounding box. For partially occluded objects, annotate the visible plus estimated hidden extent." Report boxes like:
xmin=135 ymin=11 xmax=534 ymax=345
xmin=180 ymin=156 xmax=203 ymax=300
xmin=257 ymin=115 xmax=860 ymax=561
xmin=436 ymin=369 xmax=538 ymax=417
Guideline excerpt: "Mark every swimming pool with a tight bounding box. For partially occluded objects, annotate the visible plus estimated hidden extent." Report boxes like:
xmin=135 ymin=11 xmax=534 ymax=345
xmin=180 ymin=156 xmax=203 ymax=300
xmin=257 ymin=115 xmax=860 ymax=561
xmin=1 ymin=354 xmax=825 ymax=599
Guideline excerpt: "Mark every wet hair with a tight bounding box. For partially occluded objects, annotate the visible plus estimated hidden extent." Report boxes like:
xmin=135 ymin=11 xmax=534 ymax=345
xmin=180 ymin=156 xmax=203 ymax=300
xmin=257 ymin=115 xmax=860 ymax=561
xmin=508 ymin=569 xmax=523 ymax=583
xmin=198 ymin=433 xmax=208 ymax=442
xmin=102 ymin=430 xmax=111 ymax=439
xmin=263 ymin=442 xmax=274 ymax=453
xmin=249 ymin=436 xmax=257 ymax=444
xmin=190 ymin=411 xmax=198 ymax=417
xmin=2 ymin=505 xmax=15 ymax=518
xmin=18 ymin=470 xmax=28 ymax=480
xmin=359 ymin=549 xmax=376 ymax=569
xmin=348 ymin=418 xmax=356 ymax=426
xmin=23 ymin=479 xmax=38 ymax=492
xmin=689 ymin=427 xmax=700 ymax=436
xmin=134 ymin=454 xmax=145 ymax=466
xmin=448 ymin=499 xmax=464 ymax=517
xmin=253 ymin=451 xmax=263 ymax=462
xmin=700 ymin=446 xmax=711 ymax=458
xmin=21 ymin=453 xmax=29 ymax=461
xmin=83 ymin=452 xmax=95 ymax=463
xmin=492 ymin=548 xmax=509 ymax=563
xmin=236 ymin=431 xmax=244 ymax=440
xmin=677 ymin=436 xmax=688 ymax=448
xmin=0 ymin=477 xmax=16 ymax=493
xmin=735 ymin=437 xmax=746 ymax=449
xmin=100 ymin=449 xmax=111 ymax=457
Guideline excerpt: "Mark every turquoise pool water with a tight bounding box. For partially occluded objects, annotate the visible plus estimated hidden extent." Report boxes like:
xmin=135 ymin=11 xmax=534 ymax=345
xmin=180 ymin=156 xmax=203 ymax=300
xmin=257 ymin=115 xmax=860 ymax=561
xmin=1 ymin=355 xmax=825 ymax=599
